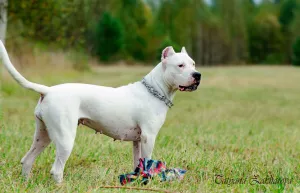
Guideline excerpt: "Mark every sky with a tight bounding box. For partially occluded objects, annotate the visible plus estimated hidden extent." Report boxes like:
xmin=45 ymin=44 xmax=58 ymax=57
xmin=253 ymin=0 xmax=263 ymax=4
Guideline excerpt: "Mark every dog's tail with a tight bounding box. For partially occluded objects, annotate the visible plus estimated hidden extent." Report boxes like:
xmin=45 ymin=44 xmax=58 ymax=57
xmin=0 ymin=40 xmax=50 ymax=94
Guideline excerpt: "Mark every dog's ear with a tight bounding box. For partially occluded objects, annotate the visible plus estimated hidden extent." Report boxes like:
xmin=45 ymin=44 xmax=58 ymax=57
xmin=161 ymin=46 xmax=175 ymax=61
xmin=181 ymin=47 xmax=187 ymax=54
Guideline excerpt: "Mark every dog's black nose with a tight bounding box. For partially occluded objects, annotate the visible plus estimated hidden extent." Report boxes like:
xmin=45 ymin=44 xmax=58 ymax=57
xmin=192 ymin=72 xmax=201 ymax=81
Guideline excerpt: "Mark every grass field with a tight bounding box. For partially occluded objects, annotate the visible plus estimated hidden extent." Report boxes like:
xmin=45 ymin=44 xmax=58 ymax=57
xmin=0 ymin=65 xmax=300 ymax=192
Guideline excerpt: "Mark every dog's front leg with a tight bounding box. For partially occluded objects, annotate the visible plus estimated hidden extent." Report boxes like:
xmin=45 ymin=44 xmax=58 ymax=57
xmin=141 ymin=133 xmax=156 ymax=159
xmin=132 ymin=141 xmax=141 ymax=169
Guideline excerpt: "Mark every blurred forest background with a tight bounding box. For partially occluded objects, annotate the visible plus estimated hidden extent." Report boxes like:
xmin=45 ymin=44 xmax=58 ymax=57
xmin=0 ymin=0 xmax=300 ymax=66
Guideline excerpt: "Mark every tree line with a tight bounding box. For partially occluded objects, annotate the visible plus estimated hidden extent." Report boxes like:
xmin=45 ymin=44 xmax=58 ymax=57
xmin=3 ymin=0 xmax=300 ymax=65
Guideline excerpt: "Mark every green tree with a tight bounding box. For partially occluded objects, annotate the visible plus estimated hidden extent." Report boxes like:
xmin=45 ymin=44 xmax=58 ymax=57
xmin=279 ymin=0 xmax=297 ymax=30
xmin=109 ymin=0 xmax=153 ymax=61
xmin=248 ymin=12 xmax=284 ymax=63
xmin=95 ymin=12 xmax=124 ymax=61
xmin=278 ymin=0 xmax=298 ymax=62
xmin=292 ymin=37 xmax=300 ymax=66
xmin=156 ymin=0 xmax=208 ymax=64
xmin=8 ymin=0 xmax=110 ymax=48
xmin=213 ymin=0 xmax=248 ymax=63
xmin=291 ymin=6 xmax=300 ymax=41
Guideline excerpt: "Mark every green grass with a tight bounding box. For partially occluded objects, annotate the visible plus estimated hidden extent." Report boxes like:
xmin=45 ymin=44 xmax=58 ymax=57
xmin=0 ymin=65 xmax=300 ymax=192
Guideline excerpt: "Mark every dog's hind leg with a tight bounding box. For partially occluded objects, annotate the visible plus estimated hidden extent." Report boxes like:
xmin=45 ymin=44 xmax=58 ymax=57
xmin=47 ymin=119 xmax=78 ymax=183
xmin=21 ymin=117 xmax=51 ymax=178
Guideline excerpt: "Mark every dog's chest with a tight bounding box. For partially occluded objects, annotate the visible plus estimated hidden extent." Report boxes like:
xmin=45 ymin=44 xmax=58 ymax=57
xmin=78 ymin=118 xmax=141 ymax=141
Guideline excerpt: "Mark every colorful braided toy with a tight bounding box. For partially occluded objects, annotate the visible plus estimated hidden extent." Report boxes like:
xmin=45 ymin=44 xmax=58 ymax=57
xmin=119 ymin=158 xmax=186 ymax=185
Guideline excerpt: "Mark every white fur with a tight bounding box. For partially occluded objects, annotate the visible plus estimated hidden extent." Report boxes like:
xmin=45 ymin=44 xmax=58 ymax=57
xmin=0 ymin=40 xmax=200 ymax=183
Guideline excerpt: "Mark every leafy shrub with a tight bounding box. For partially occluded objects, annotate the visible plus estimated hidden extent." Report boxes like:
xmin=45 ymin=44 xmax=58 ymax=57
xmin=95 ymin=12 xmax=124 ymax=61
xmin=292 ymin=37 xmax=300 ymax=66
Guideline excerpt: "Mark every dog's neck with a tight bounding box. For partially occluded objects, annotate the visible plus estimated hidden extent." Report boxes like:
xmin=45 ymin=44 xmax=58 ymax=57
xmin=144 ymin=62 xmax=177 ymax=102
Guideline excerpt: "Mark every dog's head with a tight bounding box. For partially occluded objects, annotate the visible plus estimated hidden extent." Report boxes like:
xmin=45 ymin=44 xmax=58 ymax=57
xmin=161 ymin=46 xmax=201 ymax=92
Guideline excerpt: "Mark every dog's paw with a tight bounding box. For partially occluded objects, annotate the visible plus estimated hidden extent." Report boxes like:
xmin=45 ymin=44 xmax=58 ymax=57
xmin=51 ymin=170 xmax=63 ymax=183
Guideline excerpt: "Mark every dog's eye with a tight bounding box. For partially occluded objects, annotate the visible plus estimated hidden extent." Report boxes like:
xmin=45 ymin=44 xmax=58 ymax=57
xmin=178 ymin=64 xmax=184 ymax=68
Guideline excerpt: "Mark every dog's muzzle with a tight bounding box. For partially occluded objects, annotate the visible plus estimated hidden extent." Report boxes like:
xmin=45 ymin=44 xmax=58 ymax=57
xmin=179 ymin=72 xmax=201 ymax=92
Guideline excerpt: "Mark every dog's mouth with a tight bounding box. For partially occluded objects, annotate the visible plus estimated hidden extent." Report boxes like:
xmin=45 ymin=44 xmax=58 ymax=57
xmin=179 ymin=81 xmax=200 ymax=92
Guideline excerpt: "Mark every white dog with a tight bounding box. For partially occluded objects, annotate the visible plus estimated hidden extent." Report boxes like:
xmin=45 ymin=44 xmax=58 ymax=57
xmin=0 ymin=41 xmax=201 ymax=183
